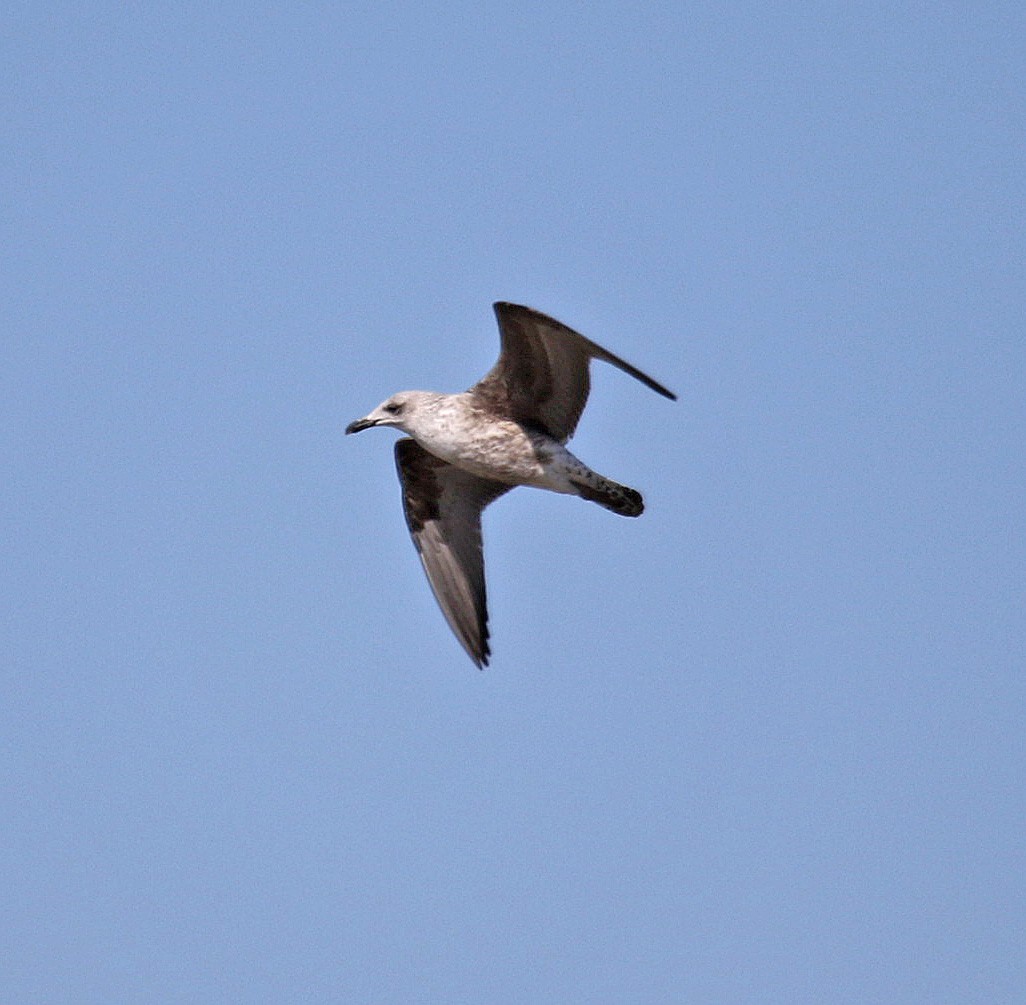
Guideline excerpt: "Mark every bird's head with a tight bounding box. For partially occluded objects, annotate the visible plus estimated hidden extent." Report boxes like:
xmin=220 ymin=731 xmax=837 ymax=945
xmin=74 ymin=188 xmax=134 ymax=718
xmin=345 ymin=391 xmax=420 ymax=435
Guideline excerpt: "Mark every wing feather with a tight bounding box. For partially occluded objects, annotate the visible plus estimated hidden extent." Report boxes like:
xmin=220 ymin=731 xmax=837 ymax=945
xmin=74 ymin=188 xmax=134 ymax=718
xmin=394 ymin=438 xmax=510 ymax=668
xmin=471 ymin=302 xmax=676 ymax=443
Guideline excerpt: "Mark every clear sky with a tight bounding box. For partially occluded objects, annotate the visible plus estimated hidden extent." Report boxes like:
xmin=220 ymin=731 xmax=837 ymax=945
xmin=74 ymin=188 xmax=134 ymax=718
xmin=4 ymin=3 xmax=1023 ymax=1001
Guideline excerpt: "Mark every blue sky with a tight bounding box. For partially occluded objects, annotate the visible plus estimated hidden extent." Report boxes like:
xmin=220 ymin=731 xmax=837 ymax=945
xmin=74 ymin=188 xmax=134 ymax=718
xmin=4 ymin=3 xmax=1024 ymax=1000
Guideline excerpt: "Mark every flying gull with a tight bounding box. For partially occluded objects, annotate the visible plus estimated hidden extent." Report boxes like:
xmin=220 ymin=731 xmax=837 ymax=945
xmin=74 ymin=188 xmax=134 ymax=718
xmin=345 ymin=302 xmax=676 ymax=668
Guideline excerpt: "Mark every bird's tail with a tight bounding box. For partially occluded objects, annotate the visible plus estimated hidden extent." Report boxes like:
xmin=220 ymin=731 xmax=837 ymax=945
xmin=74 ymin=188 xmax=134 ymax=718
xmin=569 ymin=474 xmax=644 ymax=517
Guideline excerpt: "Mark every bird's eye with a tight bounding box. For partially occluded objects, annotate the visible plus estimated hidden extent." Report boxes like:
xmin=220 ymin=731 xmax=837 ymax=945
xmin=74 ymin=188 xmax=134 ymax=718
xmin=384 ymin=401 xmax=403 ymax=415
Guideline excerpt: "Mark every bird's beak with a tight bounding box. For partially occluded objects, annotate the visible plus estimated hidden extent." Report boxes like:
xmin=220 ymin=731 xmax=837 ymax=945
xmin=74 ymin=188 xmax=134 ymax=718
xmin=345 ymin=417 xmax=377 ymax=435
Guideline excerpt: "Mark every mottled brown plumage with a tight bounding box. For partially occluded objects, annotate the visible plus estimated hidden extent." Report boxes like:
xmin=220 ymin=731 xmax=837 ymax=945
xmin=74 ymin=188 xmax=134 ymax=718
xmin=472 ymin=302 xmax=675 ymax=442
xmin=395 ymin=439 xmax=510 ymax=667
xmin=346 ymin=302 xmax=676 ymax=668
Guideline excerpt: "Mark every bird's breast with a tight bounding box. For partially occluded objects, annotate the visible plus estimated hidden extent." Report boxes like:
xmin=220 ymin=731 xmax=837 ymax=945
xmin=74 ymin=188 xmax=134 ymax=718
xmin=413 ymin=418 xmax=555 ymax=486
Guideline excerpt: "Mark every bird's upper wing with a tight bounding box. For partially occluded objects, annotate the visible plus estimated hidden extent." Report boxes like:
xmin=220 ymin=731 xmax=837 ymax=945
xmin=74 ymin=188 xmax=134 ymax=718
xmin=395 ymin=438 xmax=511 ymax=668
xmin=470 ymin=302 xmax=677 ymax=443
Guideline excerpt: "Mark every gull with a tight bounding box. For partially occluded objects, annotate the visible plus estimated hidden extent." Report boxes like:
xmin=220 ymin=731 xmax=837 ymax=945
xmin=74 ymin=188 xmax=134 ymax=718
xmin=345 ymin=302 xmax=676 ymax=668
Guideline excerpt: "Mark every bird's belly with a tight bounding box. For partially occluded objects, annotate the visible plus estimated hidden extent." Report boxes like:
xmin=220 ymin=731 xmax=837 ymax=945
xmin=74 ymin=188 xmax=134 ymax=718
xmin=416 ymin=423 xmax=565 ymax=488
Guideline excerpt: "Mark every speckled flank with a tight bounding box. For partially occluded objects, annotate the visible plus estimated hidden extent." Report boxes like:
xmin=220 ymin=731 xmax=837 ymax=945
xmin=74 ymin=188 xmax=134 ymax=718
xmin=399 ymin=393 xmax=624 ymax=497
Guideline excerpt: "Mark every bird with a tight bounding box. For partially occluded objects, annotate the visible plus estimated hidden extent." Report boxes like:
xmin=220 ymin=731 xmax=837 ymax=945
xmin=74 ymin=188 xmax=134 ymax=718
xmin=345 ymin=302 xmax=676 ymax=668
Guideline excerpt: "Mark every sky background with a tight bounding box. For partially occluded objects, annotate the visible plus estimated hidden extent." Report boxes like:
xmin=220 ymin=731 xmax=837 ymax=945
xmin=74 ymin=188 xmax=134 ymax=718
xmin=3 ymin=3 xmax=1024 ymax=1001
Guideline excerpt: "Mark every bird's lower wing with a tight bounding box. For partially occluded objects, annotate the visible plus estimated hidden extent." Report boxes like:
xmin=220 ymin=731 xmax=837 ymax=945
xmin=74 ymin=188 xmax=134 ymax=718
xmin=394 ymin=438 xmax=511 ymax=668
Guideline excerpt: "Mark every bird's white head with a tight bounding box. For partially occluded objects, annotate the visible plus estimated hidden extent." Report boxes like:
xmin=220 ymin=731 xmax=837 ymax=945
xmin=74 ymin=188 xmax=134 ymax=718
xmin=345 ymin=391 xmax=425 ymax=436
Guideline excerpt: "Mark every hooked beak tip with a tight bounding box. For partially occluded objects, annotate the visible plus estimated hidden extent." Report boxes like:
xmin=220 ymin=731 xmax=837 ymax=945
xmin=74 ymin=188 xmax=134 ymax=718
xmin=345 ymin=418 xmax=374 ymax=435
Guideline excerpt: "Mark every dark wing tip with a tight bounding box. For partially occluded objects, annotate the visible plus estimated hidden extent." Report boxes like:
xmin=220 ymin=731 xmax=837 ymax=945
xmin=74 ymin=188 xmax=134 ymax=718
xmin=649 ymin=379 xmax=678 ymax=402
xmin=469 ymin=599 xmax=491 ymax=670
xmin=492 ymin=300 xmax=548 ymax=321
xmin=492 ymin=301 xmax=551 ymax=325
xmin=470 ymin=609 xmax=491 ymax=669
